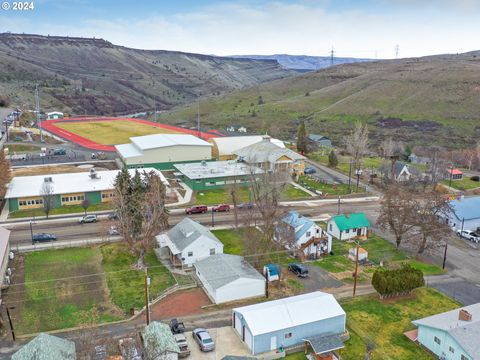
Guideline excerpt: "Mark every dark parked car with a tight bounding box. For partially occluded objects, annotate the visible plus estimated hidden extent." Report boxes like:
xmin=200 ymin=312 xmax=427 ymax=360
xmin=237 ymin=202 xmax=254 ymax=210
xmin=212 ymin=204 xmax=230 ymax=212
xmin=170 ymin=318 xmax=186 ymax=334
xmin=79 ymin=214 xmax=97 ymax=223
xmin=288 ymin=263 xmax=309 ymax=278
xmin=192 ymin=328 xmax=215 ymax=352
xmin=32 ymin=233 xmax=57 ymax=244
xmin=304 ymin=167 xmax=317 ymax=174
xmin=52 ymin=148 xmax=66 ymax=155
xmin=185 ymin=205 xmax=208 ymax=215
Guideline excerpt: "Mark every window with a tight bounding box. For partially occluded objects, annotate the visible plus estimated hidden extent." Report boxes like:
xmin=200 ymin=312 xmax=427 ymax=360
xmin=210 ymin=248 xmax=215 ymax=255
xmin=284 ymin=333 xmax=292 ymax=339
xmin=19 ymin=200 xmax=26 ymax=206
xmin=461 ymin=355 xmax=468 ymax=360
xmin=449 ymin=346 xmax=455 ymax=353
xmin=62 ymin=195 xmax=85 ymax=203
xmin=329 ymin=224 xmax=332 ymax=231
xmin=102 ymin=192 xmax=115 ymax=199
xmin=188 ymin=251 xmax=193 ymax=257
xmin=306 ymin=231 xmax=311 ymax=237
xmin=434 ymin=336 xmax=441 ymax=345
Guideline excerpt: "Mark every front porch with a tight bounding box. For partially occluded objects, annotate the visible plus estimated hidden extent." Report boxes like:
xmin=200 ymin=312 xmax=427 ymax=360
xmin=298 ymin=235 xmax=330 ymax=261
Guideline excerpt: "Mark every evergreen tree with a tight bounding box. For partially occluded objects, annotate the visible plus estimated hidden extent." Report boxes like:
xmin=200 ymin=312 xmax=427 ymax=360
xmin=296 ymin=122 xmax=307 ymax=155
xmin=328 ymin=150 xmax=338 ymax=167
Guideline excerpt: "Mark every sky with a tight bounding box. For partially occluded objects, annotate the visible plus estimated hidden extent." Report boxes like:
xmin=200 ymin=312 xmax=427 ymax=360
xmin=0 ymin=0 xmax=479 ymax=58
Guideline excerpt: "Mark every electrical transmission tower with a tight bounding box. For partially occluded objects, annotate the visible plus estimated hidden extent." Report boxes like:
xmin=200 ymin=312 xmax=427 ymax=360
xmin=330 ymin=46 xmax=335 ymax=67
xmin=395 ymin=44 xmax=399 ymax=59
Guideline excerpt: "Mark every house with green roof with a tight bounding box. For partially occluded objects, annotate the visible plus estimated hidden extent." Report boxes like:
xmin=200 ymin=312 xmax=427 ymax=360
xmin=142 ymin=321 xmax=180 ymax=360
xmin=12 ymin=333 xmax=76 ymax=360
xmin=327 ymin=213 xmax=370 ymax=240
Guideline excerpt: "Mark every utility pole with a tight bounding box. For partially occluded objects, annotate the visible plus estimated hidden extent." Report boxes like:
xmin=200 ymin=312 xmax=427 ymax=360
xmin=442 ymin=241 xmax=448 ymax=270
xmin=35 ymin=84 xmax=43 ymax=142
xmin=211 ymin=208 xmax=215 ymax=227
xmin=355 ymin=168 xmax=362 ymax=193
xmin=449 ymin=165 xmax=454 ymax=188
xmin=29 ymin=220 xmax=34 ymax=243
xmin=197 ymin=101 xmax=200 ymax=138
xmin=144 ymin=269 xmax=150 ymax=325
xmin=353 ymin=242 xmax=360 ymax=297
xmin=337 ymin=196 xmax=341 ymax=215
xmin=395 ymin=44 xmax=399 ymax=59
xmin=330 ymin=46 xmax=335 ymax=67
xmin=348 ymin=159 xmax=353 ymax=193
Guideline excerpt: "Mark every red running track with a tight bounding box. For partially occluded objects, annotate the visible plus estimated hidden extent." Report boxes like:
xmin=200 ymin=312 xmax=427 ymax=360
xmin=41 ymin=117 xmax=222 ymax=152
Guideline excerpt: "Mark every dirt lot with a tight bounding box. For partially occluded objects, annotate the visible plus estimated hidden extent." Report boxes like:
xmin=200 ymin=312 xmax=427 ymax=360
xmin=150 ymin=288 xmax=211 ymax=321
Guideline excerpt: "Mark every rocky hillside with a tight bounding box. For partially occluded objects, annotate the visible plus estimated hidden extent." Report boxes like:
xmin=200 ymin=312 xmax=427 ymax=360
xmin=0 ymin=33 xmax=291 ymax=115
xmin=160 ymin=51 xmax=480 ymax=148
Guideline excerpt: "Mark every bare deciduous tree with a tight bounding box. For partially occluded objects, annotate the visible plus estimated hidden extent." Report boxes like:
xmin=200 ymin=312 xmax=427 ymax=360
xmin=346 ymin=121 xmax=369 ymax=172
xmin=377 ymin=186 xmax=417 ymax=248
xmin=81 ymin=198 xmax=91 ymax=215
xmin=380 ymin=138 xmax=404 ymax=182
xmin=40 ymin=181 xmax=55 ymax=218
xmin=425 ymin=146 xmax=448 ymax=185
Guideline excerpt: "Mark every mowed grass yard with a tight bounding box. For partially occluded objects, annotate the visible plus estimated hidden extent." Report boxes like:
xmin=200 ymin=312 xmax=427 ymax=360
xmin=285 ymin=288 xmax=460 ymax=360
xmin=441 ymin=178 xmax=480 ymax=191
xmin=55 ymin=120 xmax=181 ymax=145
xmin=9 ymin=202 xmax=113 ymax=219
xmin=11 ymin=244 xmax=175 ymax=334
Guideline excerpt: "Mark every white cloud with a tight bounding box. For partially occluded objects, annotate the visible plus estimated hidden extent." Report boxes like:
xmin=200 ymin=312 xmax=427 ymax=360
xmin=0 ymin=1 xmax=479 ymax=58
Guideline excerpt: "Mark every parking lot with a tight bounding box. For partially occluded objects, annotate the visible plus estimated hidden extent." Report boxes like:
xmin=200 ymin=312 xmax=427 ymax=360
xmin=186 ymin=326 xmax=251 ymax=359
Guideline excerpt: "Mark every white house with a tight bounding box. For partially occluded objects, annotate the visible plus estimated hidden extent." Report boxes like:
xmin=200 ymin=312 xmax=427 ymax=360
xmin=445 ymin=196 xmax=480 ymax=232
xmin=194 ymin=254 xmax=265 ymax=304
xmin=275 ymin=210 xmax=331 ymax=259
xmin=381 ymin=161 xmax=413 ymax=182
xmin=232 ymin=292 xmax=346 ymax=355
xmin=46 ymin=111 xmax=64 ymax=120
xmin=156 ymin=218 xmax=223 ymax=268
xmin=327 ymin=213 xmax=370 ymax=240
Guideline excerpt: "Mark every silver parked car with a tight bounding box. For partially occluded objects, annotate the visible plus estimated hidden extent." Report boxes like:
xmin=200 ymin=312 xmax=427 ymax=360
xmin=192 ymin=328 xmax=215 ymax=352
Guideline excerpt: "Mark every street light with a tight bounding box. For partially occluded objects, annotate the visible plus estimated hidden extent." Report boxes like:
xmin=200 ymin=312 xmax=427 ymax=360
xmin=211 ymin=208 xmax=215 ymax=228
xmin=29 ymin=220 xmax=34 ymax=244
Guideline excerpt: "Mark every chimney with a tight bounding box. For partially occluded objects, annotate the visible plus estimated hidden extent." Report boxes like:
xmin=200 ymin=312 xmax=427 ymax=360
xmin=459 ymin=309 xmax=472 ymax=322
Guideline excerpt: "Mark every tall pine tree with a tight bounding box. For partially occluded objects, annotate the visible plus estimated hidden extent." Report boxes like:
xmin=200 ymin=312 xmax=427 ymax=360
xmin=296 ymin=121 xmax=307 ymax=155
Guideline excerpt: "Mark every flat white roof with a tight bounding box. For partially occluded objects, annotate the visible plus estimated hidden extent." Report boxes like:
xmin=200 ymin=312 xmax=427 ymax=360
xmin=210 ymin=135 xmax=285 ymax=156
xmin=174 ymin=161 xmax=263 ymax=179
xmin=131 ymin=134 xmax=212 ymax=151
xmin=5 ymin=168 xmax=168 ymax=199
xmin=115 ymin=143 xmax=143 ymax=159
xmin=233 ymin=291 xmax=345 ymax=336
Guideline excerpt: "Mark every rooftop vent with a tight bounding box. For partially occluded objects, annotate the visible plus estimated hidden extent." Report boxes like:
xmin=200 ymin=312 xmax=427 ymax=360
xmin=43 ymin=177 xmax=53 ymax=183
xmin=459 ymin=309 xmax=472 ymax=322
xmin=89 ymin=168 xmax=100 ymax=180
xmin=201 ymin=160 xmax=207 ymax=167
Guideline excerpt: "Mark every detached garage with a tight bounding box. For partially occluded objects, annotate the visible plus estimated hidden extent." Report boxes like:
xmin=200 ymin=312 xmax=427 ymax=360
xmin=232 ymin=292 xmax=346 ymax=355
xmin=194 ymin=254 xmax=265 ymax=304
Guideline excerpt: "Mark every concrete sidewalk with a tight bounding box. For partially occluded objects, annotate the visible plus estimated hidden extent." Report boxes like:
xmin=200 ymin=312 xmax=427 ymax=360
xmin=11 ymin=236 xmax=123 ymax=253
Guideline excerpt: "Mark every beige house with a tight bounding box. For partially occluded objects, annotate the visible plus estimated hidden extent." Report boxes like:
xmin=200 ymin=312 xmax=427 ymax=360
xmin=116 ymin=134 xmax=213 ymax=170
xmin=234 ymin=136 xmax=305 ymax=175
xmin=209 ymin=135 xmax=285 ymax=160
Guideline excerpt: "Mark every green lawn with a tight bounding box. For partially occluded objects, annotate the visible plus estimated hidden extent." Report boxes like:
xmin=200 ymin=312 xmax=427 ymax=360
xmin=194 ymin=185 xmax=310 ymax=205
xmin=14 ymin=247 xmax=122 ymax=334
xmin=6 ymin=144 xmax=41 ymax=152
xmin=100 ymin=244 xmax=176 ymax=313
xmin=194 ymin=187 xmax=251 ymax=205
xmin=9 ymin=202 xmax=113 ymax=219
xmin=313 ymin=235 xmax=444 ymax=276
xmin=298 ymin=175 xmax=359 ymax=195
xmin=211 ymin=228 xmax=246 ymax=255
xmin=441 ymin=178 xmax=480 ymax=191
xmin=341 ymin=287 xmax=460 ymax=360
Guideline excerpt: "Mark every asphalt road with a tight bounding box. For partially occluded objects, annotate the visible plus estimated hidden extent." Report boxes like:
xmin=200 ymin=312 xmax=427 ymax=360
xmin=5 ymin=202 xmax=380 ymax=245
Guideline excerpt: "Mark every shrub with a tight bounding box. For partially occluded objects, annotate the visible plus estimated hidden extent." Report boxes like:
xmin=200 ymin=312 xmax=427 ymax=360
xmin=470 ymin=176 xmax=479 ymax=182
xmin=372 ymin=264 xmax=424 ymax=298
xmin=0 ymin=95 xmax=10 ymax=107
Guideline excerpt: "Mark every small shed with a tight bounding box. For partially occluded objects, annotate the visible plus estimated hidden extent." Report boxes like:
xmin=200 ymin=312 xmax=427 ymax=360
xmin=447 ymin=168 xmax=463 ymax=181
xmin=348 ymin=247 xmax=368 ymax=262
xmin=263 ymin=263 xmax=280 ymax=281
xmin=142 ymin=321 xmax=180 ymax=360
xmin=12 ymin=333 xmax=76 ymax=360
xmin=232 ymin=291 xmax=346 ymax=355
xmin=195 ymin=254 xmax=266 ymax=304
xmin=46 ymin=111 xmax=64 ymax=120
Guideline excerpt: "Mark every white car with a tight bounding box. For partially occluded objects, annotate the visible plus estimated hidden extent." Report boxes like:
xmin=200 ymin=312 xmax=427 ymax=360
xmin=456 ymin=230 xmax=479 ymax=243
xmin=108 ymin=225 xmax=120 ymax=236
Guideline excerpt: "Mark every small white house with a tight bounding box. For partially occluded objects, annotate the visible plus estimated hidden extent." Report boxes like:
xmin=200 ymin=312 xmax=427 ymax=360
xmin=327 ymin=213 xmax=370 ymax=240
xmin=156 ymin=218 xmax=223 ymax=268
xmin=46 ymin=111 xmax=64 ymax=120
xmin=275 ymin=210 xmax=331 ymax=259
xmin=194 ymin=254 xmax=265 ymax=304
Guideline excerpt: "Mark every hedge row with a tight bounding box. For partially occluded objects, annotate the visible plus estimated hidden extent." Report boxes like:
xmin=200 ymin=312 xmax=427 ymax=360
xmin=372 ymin=264 xmax=424 ymax=298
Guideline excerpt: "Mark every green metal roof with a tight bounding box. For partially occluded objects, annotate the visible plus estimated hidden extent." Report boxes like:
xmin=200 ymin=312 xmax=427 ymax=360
xmin=12 ymin=333 xmax=76 ymax=360
xmin=332 ymin=213 xmax=370 ymax=231
xmin=142 ymin=321 xmax=180 ymax=359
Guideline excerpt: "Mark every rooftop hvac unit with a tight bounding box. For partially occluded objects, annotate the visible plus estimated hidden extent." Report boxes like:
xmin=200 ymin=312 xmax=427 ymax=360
xmin=89 ymin=168 xmax=101 ymax=179
xmin=43 ymin=177 xmax=53 ymax=183
xmin=201 ymin=160 xmax=207 ymax=167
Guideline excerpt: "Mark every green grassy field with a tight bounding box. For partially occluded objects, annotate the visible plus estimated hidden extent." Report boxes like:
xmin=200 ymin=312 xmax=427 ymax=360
xmin=100 ymin=244 xmax=176 ymax=313
xmin=14 ymin=247 xmax=121 ymax=334
xmin=12 ymin=244 xmax=176 ymax=334
xmin=55 ymin=120 xmax=181 ymax=145
xmin=298 ymin=175 xmax=361 ymax=195
xmin=6 ymin=144 xmax=41 ymax=152
xmin=9 ymin=202 xmax=113 ymax=219
xmin=441 ymin=178 xmax=480 ymax=191
xmin=285 ymin=288 xmax=459 ymax=360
